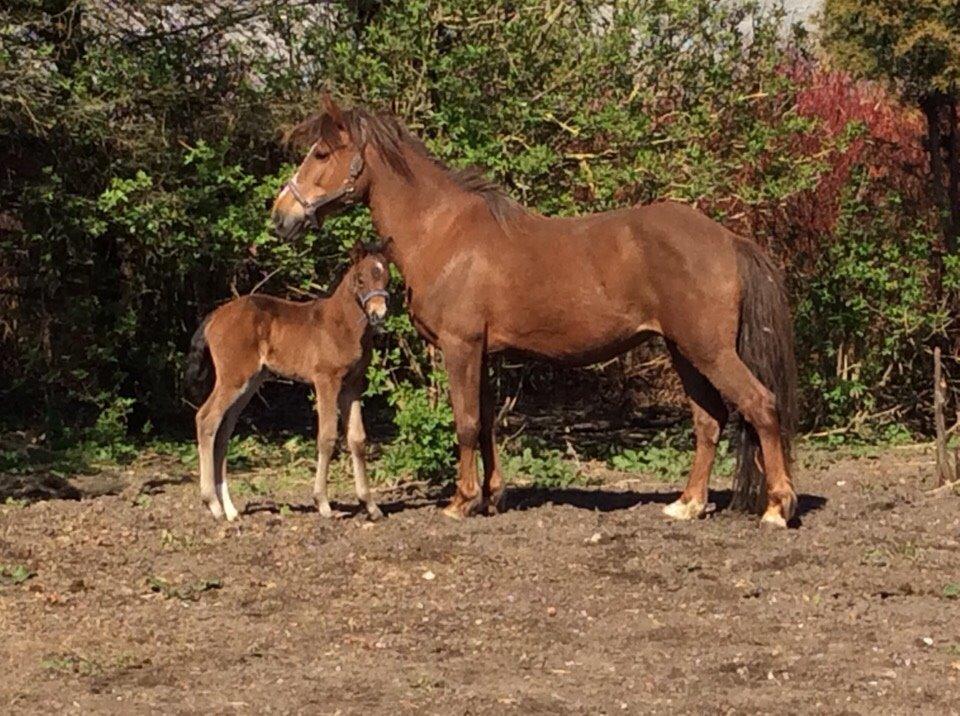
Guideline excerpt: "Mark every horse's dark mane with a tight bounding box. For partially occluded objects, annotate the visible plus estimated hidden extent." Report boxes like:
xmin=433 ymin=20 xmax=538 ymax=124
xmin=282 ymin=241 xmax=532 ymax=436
xmin=285 ymin=105 xmax=525 ymax=226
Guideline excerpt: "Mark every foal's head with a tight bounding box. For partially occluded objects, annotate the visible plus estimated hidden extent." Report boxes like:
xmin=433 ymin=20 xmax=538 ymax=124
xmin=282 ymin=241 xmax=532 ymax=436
xmin=346 ymin=243 xmax=390 ymax=326
xmin=272 ymin=94 xmax=373 ymax=239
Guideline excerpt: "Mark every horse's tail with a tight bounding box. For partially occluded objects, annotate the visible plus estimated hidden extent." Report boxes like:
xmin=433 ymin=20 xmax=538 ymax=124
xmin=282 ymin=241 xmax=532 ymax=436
xmin=184 ymin=315 xmax=214 ymax=406
xmin=733 ymin=238 xmax=798 ymax=513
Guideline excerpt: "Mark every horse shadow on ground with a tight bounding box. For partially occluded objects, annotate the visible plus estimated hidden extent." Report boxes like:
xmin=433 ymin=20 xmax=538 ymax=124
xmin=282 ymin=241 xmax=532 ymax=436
xmin=0 ymin=471 xmax=195 ymax=505
xmin=240 ymin=485 xmax=827 ymax=527
xmin=0 ymin=472 xmax=83 ymax=504
xmin=505 ymin=486 xmax=828 ymax=525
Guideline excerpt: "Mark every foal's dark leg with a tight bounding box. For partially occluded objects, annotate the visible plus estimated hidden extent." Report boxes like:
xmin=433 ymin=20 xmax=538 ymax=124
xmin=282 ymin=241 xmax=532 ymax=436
xmin=441 ymin=338 xmax=484 ymax=519
xmin=479 ymin=358 xmax=505 ymax=514
xmin=663 ymin=344 xmax=728 ymax=520
xmin=212 ymin=373 xmax=263 ymax=522
xmin=196 ymin=387 xmax=229 ymax=519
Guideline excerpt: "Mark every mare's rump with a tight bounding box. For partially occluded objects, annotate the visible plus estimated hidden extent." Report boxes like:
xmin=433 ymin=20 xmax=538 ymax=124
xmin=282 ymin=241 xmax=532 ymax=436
xmin=732 ymin=238 xmax=798 ymax=511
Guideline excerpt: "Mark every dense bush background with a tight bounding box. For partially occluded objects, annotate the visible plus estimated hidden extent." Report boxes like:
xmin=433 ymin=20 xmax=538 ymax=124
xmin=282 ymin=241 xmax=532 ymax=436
xmin=2 ymin=0 xmax=957 ymax=472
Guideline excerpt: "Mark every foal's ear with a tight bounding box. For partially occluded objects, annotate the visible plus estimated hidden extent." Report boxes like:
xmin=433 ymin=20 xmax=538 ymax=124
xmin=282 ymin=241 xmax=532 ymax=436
xmin=347 ymin=241 xmax=366 ymax=264
xmin=322 ymin=91 xmax=346 ymax=129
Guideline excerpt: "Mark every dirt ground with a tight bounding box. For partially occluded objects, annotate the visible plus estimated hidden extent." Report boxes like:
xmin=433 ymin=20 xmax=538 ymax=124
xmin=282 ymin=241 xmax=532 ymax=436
xmin=2 ymin=445 xmax=960 ymax=715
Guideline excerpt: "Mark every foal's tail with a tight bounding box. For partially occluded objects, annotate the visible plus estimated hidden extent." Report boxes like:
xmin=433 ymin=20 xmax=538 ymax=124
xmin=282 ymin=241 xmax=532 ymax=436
xmin=733 ymin=239 xmax=798 ymax=512
xmin=184 ymin=315 xmax=214 ymax=406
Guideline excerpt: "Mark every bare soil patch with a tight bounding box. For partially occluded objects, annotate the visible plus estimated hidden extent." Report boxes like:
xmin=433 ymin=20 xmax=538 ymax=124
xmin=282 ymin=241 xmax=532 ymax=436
xmin=2 ymin=446 xmax=960 ymax=714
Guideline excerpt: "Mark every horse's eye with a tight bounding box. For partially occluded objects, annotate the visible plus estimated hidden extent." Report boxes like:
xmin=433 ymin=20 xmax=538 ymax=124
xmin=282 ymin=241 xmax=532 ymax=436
xmin=314 ymin=149 xmax=330 ymax=160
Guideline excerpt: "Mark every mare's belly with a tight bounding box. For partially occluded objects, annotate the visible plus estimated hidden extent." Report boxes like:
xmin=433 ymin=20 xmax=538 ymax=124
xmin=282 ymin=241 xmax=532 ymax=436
xmin=492 ymin=315 xmax=661 ymax=366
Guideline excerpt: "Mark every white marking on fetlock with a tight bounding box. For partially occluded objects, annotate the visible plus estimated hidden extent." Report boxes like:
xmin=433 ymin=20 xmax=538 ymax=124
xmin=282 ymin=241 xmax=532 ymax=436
xmin=761 ymin=507 xmax=788 ymax=528
xmin=218 ymin=483 xmax=239 ymax=522
xmin=662 ymin=498 xmax=706 ymax=521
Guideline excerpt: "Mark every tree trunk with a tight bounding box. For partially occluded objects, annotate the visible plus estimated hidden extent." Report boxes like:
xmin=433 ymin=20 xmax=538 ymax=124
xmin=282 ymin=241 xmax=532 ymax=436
xmin=947 ymin=96 xmax=960 ymax=253
xmin=934 ymin=347 xmax=955 ymax=486
xmin=921 ymin=94 xmax=954 ymax=254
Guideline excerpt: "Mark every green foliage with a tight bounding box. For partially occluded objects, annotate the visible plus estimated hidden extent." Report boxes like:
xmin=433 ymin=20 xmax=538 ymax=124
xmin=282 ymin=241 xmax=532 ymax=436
xmin=0 ymin=0 xmax=952 ymax=464
xmin=795 ymin=172 xmax=946 ymax=427
xmin=376 ymin=368 xmax=456 ymax=481
xmin=40 ymin=654 xmax=102 ymax=677
xmin=0 ymin=564 xmax=35 ymax=586
xmin=503 ymin=438 xmax=577 ymax=488
xmin=608 ymin=434 xmax=733 ymax=482
xmin=821 ymin=0 xmax=960 ymax=100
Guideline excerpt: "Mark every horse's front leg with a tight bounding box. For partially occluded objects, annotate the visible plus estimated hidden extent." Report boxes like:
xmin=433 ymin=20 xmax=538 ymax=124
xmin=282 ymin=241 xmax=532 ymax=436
xmin=338 ymin=379 xmax=383 ymax=521
xmin=441 ymin=337 xmax=483 ymax=519
xmin=312 ymin=375 xmax=341 ymax=518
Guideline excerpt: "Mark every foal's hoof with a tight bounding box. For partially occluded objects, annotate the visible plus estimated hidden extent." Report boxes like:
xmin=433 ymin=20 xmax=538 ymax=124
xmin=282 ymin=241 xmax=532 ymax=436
xmin=483 ymin=490 xmax=506 ymax=516
xmin=366 ymin=503 xmax=384 ymax=522
xmin=316 ymin=500 xmax=333 ymax=519
xmin=204 ymin=500 xmax=224 ymax=520
xmin=662 ymin=498 xmax=706 ymax=521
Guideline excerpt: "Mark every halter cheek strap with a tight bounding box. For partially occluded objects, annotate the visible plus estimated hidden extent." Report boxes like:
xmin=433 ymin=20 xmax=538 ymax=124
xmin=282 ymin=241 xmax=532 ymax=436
xmin=284 ymin=152 xmax=365 ymax=227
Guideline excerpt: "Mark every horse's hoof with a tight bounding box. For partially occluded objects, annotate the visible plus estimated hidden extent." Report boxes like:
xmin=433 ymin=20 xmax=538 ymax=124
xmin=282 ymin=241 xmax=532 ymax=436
xmin=663 ymin=498 xmax=705 ymax=521
xmin=366 ymin=503 xmax=384 ymax=522
xmin=316 ymin=501 xmax=333 ymax=519
xmin=205 ymin=500 xmax=224 ymax=520
xmin=224 ymin=506 xmax=239 ymax=522
xmin=781 ymin=490 xmax=798 ymax=523
xmin=442 ymin=503 xmax=465 ymax=520
xmin=760 ymin=507 xmax=788 ymax=529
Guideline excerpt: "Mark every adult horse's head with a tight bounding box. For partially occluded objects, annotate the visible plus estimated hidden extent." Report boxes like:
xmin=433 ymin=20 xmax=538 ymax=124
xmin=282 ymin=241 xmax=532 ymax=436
xmin=271 ymin=94 xmax=371 ymax=239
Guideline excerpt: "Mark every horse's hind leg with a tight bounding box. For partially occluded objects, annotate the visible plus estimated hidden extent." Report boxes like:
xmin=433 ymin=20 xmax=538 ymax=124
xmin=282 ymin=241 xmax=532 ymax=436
xmin=213 ymin=373 xmax=263 ymax=522
xmin=690 ymin=348 xmax=796 ymax=527
xmin=663 ymin=343 xmax=728 ymax=521
xmin=312 ymin=375 xmax=340 ymax=518
xmin=479 ymin=359 xmax=505 ymax=515
xmin=338 ymin=381 xmax=382 ymax=521
xmin=196 ymin=386 xmax=232 ymax=519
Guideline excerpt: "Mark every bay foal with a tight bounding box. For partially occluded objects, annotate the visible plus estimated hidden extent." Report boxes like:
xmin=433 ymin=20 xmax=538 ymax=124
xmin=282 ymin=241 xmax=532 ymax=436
xmin=185 ymin=245 xmax=390 ymax=522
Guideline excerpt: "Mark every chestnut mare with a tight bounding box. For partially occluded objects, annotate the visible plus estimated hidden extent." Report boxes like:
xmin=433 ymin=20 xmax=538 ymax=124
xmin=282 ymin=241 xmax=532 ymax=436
xmin=184 ymin=244 xmax=390 ymax=522
xmin=271 ymin=97 xmax=798 ymax=528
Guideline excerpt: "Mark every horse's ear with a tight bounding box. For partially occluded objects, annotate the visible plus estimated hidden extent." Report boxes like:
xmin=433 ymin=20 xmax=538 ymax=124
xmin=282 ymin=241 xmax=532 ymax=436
xmin=357 ymin=116 xmax=369 ymax=146
xmin=322 ymin=91 xmax=345 ymax=129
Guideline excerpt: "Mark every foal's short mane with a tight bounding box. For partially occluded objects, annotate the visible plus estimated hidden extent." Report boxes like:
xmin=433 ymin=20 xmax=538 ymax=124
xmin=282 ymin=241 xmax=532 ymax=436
xmin=285 ymin=105 xmax=525 ymax=226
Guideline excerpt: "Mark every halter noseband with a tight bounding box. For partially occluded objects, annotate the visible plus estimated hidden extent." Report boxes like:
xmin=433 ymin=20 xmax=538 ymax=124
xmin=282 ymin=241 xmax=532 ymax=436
xmin=284 ymin=151 xmax=365 ymax=228
xmin=357 ymin=288 xmax=390 ymax=309
xmin=356 ymin=287 xmax=389 ymax=326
